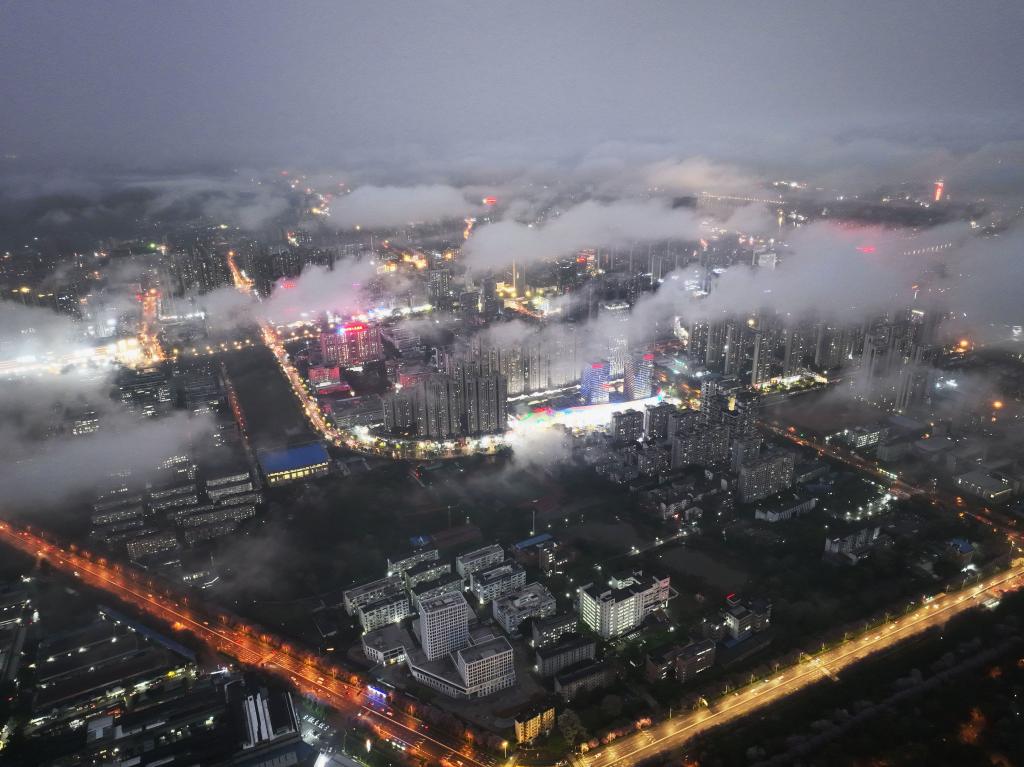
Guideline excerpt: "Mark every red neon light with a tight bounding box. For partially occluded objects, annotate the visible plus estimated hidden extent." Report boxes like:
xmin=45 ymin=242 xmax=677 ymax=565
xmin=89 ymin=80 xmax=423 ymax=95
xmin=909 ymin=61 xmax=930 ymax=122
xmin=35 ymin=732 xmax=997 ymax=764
xmin=591 ymin=363 xmax=605 ymax=370
xmin=341 ymin=322 xmax=366 ymax=333
xmin=725 ymin=592 xmax=736 ymax=600
xmin=856 ymin=245 xmax=876 ymax=254
xmin=280 ymin=280 xmax=297 ymax=289
xmin=934 ymin=181 xmax=944 ymax=202
xmin=482 ymin=196 xmax=497 ymax=206
xmin=643 ymin=353 xmax=655 ymax=361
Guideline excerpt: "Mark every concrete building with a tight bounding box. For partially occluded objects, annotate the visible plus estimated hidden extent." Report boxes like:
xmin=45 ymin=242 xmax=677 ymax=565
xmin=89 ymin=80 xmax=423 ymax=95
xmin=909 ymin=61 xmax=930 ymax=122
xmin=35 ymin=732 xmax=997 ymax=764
xmin=361 ymin=623 xmax=413 ymax=666
xmin=578 ymin=571 xmax=671 ymax=639
xmin=417 ymin=592 xmax=470 ymax=661
xmin=675 ymin=639 xmax=716 ymax=682
xmin=514 ymin=703 xmax=556 ymax=744
xmin=387 ymin=548 xmax=439 ymax=577
xmin=492 ymin=583 xmax=557 ymax=635
xmin=410 ymin=572 xmax=464 ymax=611
xmin=611 ymin=409 xmax=645 ymax=445
xmin=955 ymin=468 xmax=1018 ymax=504
xmin=535 ymin=636 xmax=597 ymax=677
xmin=722 ymin=597 xmax=772 ymax=642
xmin=257 ymin=443 xmax=331 ymax=486
xmin=404 ymin=559 xmax=451 ymax=589
xmin=455 ymin=638 xmax=516 ymax=697
xmin=738 ymin=451 xmax=795 ymax=503
xmin=471 ymin=562 xmax=527 ymax=604
xmin=407 ymin=636 xmax=516 ymax=700
xmin=554 ymin=661 xmax=615 ymax=700
xmin=342 ymin=575 xmax=404 ymax=616
xmin=455 ymin=544 xmax=505 ymax=580
xmin=531 ymin=612 xmax=578 ymax=648
xmin=358 ymin=591 xmax=411 ymax=633
xmin=125 ymin=531 xmax=179 ymax=560
xmin=753 ymin=492 xmax=817 ymax=522
xmin=644 ymin=402 xmax=677 ymax=442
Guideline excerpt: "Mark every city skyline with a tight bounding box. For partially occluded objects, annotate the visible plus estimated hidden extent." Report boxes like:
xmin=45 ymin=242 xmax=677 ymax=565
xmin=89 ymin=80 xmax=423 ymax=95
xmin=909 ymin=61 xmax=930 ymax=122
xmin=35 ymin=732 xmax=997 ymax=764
xmin=0 ymin=4 xmax=1022 ymax=767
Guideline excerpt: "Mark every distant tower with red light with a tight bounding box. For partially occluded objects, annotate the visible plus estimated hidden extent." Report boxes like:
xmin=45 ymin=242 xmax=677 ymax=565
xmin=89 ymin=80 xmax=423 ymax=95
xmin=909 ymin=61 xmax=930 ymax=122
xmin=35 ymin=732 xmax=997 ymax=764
xmin=933 ymin=180 xmax=944 ymax=202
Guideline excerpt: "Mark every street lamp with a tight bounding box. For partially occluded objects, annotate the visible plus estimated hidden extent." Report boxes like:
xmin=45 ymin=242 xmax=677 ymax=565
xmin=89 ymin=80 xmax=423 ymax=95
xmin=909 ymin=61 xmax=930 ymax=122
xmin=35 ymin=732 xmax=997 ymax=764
xmin=502 ymin=740 xmax=509 ymax=759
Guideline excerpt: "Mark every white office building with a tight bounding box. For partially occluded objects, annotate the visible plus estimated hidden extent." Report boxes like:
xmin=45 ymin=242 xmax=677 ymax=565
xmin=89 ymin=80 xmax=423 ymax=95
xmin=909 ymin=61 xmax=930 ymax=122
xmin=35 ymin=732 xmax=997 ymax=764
xmin=417 ymin=592 xmax=470 ymax=661
xmin=578 ymin=571 xmax=671 ymax=639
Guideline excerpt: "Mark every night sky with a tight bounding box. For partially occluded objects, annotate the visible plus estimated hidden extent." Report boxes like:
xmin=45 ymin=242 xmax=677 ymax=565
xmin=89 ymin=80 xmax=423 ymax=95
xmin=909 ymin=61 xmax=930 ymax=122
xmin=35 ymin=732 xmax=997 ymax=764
xmin=2 ymin=1 xmax=1022 ymax=178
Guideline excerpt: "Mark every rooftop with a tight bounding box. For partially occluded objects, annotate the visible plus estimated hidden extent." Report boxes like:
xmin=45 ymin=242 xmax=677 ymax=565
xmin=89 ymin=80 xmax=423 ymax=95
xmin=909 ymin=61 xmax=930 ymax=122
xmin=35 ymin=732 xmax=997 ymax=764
xmin=257 ymin=443 xmax=330 ymax=474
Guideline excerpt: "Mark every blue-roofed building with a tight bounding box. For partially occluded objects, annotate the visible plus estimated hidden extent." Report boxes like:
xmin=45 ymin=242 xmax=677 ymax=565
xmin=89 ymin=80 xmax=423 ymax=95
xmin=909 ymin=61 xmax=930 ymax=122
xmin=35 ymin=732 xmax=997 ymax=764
xmin=513 ymin=533 xmax=554 ymax=552
xmin=257 ymin=443 xmax=331 ymax=485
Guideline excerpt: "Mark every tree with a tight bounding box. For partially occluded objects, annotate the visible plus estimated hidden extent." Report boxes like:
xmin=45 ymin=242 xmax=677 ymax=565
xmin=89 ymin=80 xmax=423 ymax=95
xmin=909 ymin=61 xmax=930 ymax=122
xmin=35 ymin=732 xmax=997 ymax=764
xmin=601 ymin=694 xmax=623 ymax=719
xmin=558 ymin=709 xmax=586 ymax=746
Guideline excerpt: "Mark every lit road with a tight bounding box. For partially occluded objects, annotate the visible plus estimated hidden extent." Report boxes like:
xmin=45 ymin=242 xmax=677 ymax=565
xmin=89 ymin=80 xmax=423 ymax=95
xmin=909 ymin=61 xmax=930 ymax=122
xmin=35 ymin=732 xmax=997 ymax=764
xmin=0 ymin=521 xmax=496 ymax=767
xmin=763 ymin=421 xmax=1024 ymax=543
xmin=137 ymin=288 xmax=166 ymax=366
xmin=577 ymin=559 xmax=1024 ymax=767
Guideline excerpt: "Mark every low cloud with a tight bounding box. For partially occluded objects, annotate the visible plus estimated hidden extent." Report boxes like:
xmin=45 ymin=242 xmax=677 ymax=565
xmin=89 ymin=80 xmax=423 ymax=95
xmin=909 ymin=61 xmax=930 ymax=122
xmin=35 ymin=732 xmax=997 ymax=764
xmin=197 ymin=257 xmax=378 ymax=329
xmin=329 ymin=184 xmax=478 ymax=229
xmin=0 ymin=302 xmax=86 ymax=360
xmin=645 ymin=156 xmax=761 ymax=195
xmin=0 ymin=409 xmax=213 ymax=508
xmin=463 ymin=199 xmax=704 ymax=272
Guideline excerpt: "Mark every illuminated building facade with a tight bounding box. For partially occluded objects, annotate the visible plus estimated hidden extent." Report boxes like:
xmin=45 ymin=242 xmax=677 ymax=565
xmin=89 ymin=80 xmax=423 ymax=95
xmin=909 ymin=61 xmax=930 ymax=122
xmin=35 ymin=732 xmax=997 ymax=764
xmin=319 ymin=321 xmax=383 ymax=366
xmin=581 ymin=360 xmax=610 ymax=405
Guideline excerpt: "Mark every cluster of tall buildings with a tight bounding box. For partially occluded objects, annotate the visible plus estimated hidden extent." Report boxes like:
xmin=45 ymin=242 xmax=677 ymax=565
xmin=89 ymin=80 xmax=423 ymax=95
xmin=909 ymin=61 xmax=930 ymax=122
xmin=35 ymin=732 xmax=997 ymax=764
xmin=686 ymin=315 xmax=815 ymax=387
xmin=684 ymin=306 xmax=943 ymax=416
xmin=319 ymin=320 xmax=384 ymax=367
xmin=382 ymin=368 xmax=508 ymax=439
xmin=458 ymin=325 xmax=582 ymax=397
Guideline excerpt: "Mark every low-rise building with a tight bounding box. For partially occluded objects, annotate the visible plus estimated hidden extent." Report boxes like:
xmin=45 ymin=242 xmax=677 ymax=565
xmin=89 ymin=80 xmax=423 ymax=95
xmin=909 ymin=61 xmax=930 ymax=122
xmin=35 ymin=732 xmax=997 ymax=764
xmin=361 ymin=623 xmax=413 ymax=666
xmin=955 ymin=468 xmax=1018 ymax=504
xmin=531 ymin=612 xmax=578 ymax=648
xmin=514 ymin=702 xmax=556 ymax=744
xmin=535 ymin=636 xmax=596 ymax=677
xmin=455 ymin=544 xmax=505 ymax=580
xmin=125 ymin=531 xmax=179 ymax=560
xmin=358 ymin=591 xmax=410 ymax=633
xmin=342 ymin=575 xmax=404 ymax=616
xmin=675 ymin=639 xmax=716 ymax=681
xmin=404 ymin=559 xmax=451 ymax=589
xmin=257 ymin=443 xmax=331 ymax=486
xmin=387 ymin=548 xmax=440 ymax=577
xmin=554 ymin=661 xmax=615 ymax=700
xmin=492 ymin=583 xmax=557 ymax=635
xmin=470 ymin=561 xmax=527 ymax=604
xmin=753 ymin=492 xmax=817 ymax=523
xmin=824 ymin=525 xmax=881 ymax=564
xmin=722 ymin=597 xmax=772 ymax=642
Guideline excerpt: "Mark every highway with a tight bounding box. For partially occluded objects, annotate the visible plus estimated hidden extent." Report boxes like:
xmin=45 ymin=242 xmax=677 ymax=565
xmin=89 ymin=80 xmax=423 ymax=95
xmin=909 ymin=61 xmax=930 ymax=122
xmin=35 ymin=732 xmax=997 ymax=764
xmin=577 ymin=558 xmax=1024 ymax=767
xmin=0 ymin=521 xmax=495 ymax=767
xmin=763 ymin=420 xmax=1024 ymax=543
